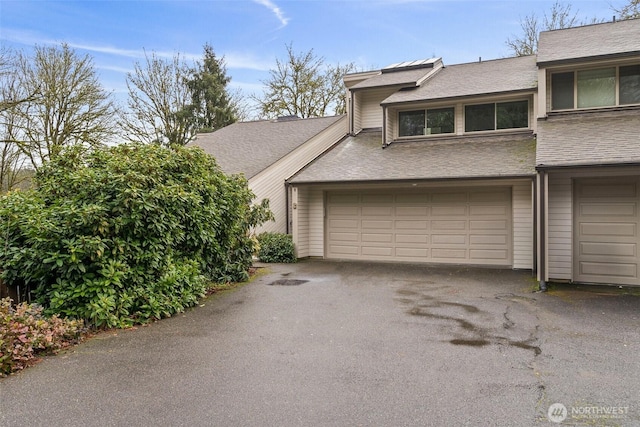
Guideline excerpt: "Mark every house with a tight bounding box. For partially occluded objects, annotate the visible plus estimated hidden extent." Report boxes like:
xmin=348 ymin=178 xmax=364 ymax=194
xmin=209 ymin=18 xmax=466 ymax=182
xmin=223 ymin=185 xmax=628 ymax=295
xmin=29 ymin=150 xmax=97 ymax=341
xmin=535 ymin=18 xmax=640 ymax=287
xmin=188 ymin=114 xmax=347 ymax=234
xmin=193 ymin=18 xmax=639 ymax=288
xmin=286 ymin=18 xmax=640 ymax=287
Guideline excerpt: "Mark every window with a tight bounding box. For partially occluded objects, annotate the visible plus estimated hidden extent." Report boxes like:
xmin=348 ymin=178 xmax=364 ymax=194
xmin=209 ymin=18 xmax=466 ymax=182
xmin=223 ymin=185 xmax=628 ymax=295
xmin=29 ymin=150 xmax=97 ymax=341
xmin=551 ymin=65 xmax=640 ymax=110
xmin=398 ymin=107 xmax=454 ymax=137
xmin=464 ymin=100 xmax=528 ymax=132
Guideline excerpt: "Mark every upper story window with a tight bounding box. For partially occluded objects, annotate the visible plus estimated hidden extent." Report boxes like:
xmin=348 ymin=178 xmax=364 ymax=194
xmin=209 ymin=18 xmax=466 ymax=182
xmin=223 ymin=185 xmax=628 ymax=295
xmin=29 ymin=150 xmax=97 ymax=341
xmin=464 ymin=100 xmax=528 ymax=132
xmin=551 ymin=65 xmax=640 ymax=110
xmin=398 ymin=107 xmax=454 ymax=137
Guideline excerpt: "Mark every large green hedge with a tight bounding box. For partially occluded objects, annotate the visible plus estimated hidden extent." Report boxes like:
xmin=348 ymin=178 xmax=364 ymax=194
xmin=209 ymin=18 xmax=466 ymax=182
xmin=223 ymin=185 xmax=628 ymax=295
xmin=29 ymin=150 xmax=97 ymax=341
xmin=0 ymin=143 xmax=271 ymax=328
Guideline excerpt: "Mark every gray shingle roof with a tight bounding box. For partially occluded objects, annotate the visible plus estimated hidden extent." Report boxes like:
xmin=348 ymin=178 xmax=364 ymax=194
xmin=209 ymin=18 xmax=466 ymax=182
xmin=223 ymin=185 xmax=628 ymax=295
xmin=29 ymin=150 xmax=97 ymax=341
xmin=536 ymin=109 xmax=640 ymax=167
xmin=188 ymin=115 xmax=343 ymax=178
xmin=382 ymin=56 xmax=538 ymax=105
xmin=289 ymin=130 xmax=536 ymax=184
xmin=350 ymin=64 xmax=439 ymax=90
xmin=537 ymin=18 xmax=640 ymax=66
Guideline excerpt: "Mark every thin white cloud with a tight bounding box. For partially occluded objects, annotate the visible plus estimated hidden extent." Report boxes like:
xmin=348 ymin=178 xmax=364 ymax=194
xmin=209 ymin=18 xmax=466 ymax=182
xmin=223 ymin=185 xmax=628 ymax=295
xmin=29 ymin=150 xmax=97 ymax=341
xmin=2 ymin=28 xmax=272 ymax=71
xmin=253 ymin=0 xmax=289 ymax=28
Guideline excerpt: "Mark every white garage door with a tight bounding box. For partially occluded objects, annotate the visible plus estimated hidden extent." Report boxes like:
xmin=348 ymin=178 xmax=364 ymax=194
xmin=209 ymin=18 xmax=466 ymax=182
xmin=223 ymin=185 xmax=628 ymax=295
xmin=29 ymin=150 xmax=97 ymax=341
xmin=326 ymin=188 xmax=511 ymax=266
xmin=574 ymin=177 xmax=640 ymax=285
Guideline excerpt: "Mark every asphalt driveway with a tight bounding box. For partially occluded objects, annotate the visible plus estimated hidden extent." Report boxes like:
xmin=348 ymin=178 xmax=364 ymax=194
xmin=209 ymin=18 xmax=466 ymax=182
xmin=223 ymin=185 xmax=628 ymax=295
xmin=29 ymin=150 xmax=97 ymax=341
xmin=1 ymin=260 xmax=638 ymax=426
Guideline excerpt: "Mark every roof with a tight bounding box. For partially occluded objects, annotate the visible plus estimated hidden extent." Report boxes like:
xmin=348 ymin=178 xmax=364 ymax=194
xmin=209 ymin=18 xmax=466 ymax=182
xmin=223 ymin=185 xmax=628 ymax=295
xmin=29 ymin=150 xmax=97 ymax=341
xmin=536 ymin=108 xmax=640 ymax=168
xmin=289 ymin=130 xmax=536 ymax=184
xmin=188 ymin=115 xmax=343 ymax=178
xmin=537 ymin=18 xmax=640 ymax=66
xmin=382 ymin=56 xmax=538 ymax=105
xmin=349 ymin=59 xmax=442 ymax=90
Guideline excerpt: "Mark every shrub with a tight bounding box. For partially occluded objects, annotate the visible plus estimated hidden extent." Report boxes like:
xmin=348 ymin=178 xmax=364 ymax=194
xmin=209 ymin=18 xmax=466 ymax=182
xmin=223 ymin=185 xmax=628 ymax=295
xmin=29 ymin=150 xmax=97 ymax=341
xmin=256 ymin=232 xmax=296 ymax=263
xmin=0 ymin=144 xmax=272 ymax=328
xmin=0 ymin=297 xmax=84 ymax=376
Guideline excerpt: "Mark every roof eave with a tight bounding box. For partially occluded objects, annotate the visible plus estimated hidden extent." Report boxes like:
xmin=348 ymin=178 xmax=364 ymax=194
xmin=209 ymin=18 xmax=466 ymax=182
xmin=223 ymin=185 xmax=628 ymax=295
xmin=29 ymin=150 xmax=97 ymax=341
xmin=537 ymin=50 xmax=640 ymax=68
xmin=381 ymin=87 xmax=538 ymax=107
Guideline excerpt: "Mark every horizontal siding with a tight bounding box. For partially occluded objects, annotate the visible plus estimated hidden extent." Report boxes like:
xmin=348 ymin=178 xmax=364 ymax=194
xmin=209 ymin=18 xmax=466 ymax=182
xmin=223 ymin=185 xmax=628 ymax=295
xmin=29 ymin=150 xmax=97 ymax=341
xmin=294 ymin=187 xmax=309 ymax=258
xmin=359 ymin=88 xmax=398 ymax=130
xmin=548 ymin=175 xmax=572 ymax=280
xmin=250 ymin=117 xmax=347 ymax=234
xmin=512 ymin=182 xmax=534 ymax=269
xmin=308 ymin=188 xmax=324 ymax=257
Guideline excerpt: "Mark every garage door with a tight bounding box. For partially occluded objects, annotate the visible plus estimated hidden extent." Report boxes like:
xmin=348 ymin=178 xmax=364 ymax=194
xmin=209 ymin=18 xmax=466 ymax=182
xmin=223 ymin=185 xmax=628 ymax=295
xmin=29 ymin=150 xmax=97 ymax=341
xmin=574 ymin=177 xmax=640 ymax=285
xmin=326 ymin=188 xmax=511 ymax=266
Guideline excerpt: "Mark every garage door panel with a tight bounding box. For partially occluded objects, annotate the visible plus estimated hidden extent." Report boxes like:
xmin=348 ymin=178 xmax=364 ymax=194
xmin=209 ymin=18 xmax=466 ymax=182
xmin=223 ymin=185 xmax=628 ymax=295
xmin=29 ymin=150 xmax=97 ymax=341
xmin=580 ymin=203 xmax=636 ymax=216
xmin=470 ymin=220 xmax=508 ymax=230
xmin=396 ymin=247 xmax=429 ymax=258
xmin=328 ymin=194 xmax=359 ymax=203
xmin=362 ymin=246 xmax=394 ymax=256
xmin=432 ymin=193 xmax=467 ymax=203
xmin=327 ymin=188 xmax=511 ymax=266
xmin=362 ymin=220 xmax=393 ymax=229
xmin=470 ymin=205 xmax=509 ymax=216
xmin=362 ymin=194 xmax=394 ymax=203
xmin=396 ymin=194 xmax=429 ymax=203
xmin=329 ymin=245 xmax=359 ymax=255
xmin=362 ymin=206 xmax=393 ymax=216
xmin=470 ymin=249 xmax=509 ymax=260
xmin=432 ymin=220 xmax=466 ymax=231
xmin=470 ymin=191 xmax=509 ymax=202
xmin=578 ymin=183 xmax=636 ymax=198
xmin=432 ymin=206 xmax=466 ymax=216
xmin=396 ymin=206 xmax=428 ymax=216
xmin=579 ymin=262 xmax=637 ymax=278
xmin=432 ymin=234 xmax=466 ymax=245
xmin=362 ymin=233 xmax=393 ymax=243
xmin=470 ymin=234 xmax=508 ymax=245
xmin=329 ymin=206 xmax=359 ymax=215
xmin=580 ymin=222 xmax=636 ymax=237
xmin=396 ymin=234 xmax=429 ymax=244
xmin=329 ymin=232 xmax=359 ymax=242
xmin=580 ymin=242 xmax=636 ymax=257
xmin=575 ymin=177 xmax=640 ymax=285
xmin=396 ymin=220 xmax=428 ymax=229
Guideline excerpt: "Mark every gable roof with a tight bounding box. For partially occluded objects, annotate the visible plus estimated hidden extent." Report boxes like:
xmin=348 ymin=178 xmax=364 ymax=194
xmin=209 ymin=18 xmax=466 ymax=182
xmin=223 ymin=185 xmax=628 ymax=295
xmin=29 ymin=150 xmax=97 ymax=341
xmin=381 ymin=55 xmax=538 ymax=105
xmin=289 ymin=130 xmax=536 ymax=184
xmin=537 ymin=18 xmax=640 ymax=66
xmin=188 ymin=115 xmax=343 ymax=179
xmin=536 ymin=109 xmax=640 ymax=168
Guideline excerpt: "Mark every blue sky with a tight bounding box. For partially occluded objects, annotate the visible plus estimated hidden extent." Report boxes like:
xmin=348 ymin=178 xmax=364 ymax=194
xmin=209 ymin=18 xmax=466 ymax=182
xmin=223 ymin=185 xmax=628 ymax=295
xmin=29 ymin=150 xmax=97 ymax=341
xmin=0 ymin=0 xmax=621 ymax=114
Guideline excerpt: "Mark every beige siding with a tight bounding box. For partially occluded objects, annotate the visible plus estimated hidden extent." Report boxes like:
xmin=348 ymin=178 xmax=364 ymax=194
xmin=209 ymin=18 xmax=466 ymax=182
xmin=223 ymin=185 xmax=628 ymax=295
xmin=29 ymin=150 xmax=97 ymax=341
xmin=512 ymin=182 xmax=534 ymax=269
xmin=250 ymin=117 xmax=347 ymax=234
xmin=358 ymin=88 xmax=398 ymax=130
xmin=308 ymin=188 xmax=325 ymax=257
xmin=293 ymin=187 xmax=309 ymax=258
xmin=547 ymin=174 xmax=573 ymax=280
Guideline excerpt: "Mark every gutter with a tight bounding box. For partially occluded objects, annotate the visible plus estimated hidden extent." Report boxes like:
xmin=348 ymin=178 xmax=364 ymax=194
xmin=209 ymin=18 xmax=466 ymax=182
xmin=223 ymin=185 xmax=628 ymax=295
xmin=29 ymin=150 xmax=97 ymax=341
xmin=536 ymin=161 xmax=640 ymax=171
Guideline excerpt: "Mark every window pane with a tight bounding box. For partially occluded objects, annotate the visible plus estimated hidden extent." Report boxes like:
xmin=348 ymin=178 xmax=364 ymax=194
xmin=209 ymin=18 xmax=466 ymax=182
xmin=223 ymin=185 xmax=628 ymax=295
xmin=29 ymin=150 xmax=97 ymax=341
xmin=465 ymin=104 xmax=494 ymax=132
xmin=399 ymin=110 xmax=425 ymax=136
xmin=552 ymin=72 xmax=574 ymax=110
xmin=497 ymin=100 xmax=528 ymax=129
xmin=426 ymin=107 xmax=454 ymax=134
xmin=620 ymin=65 xmax=640 ymax=105
xmin=577 ymin=68 xmax=615 ymax=108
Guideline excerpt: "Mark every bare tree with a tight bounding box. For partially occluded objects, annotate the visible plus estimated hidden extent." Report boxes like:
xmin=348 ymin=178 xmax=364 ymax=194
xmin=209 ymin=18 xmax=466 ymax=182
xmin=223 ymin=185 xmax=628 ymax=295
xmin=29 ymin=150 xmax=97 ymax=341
xmin=506 ymin=1 xmax=581 ymax=56
xmin=252 ymin=44 xmax=355 ymax=119
xmin=121 ymin=51 xmax=194 ymax=146
xmin=3 ymin=44 xmax=116 ymax=170
xmin=612 ymin=0 xmax=640 ymax=19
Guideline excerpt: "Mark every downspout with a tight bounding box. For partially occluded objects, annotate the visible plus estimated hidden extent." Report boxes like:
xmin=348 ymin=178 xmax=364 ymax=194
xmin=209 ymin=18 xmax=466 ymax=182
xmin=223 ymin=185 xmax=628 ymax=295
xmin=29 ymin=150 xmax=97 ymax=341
xmin=382 ymin=106 xmax=388 ymax=148
xmin=285 ymin=181 xmax=290 ymax=234
xmin=349 ymin=90 xmax=355 ymax=136
xmin=538 ymin=170 xmax=547 ymax=291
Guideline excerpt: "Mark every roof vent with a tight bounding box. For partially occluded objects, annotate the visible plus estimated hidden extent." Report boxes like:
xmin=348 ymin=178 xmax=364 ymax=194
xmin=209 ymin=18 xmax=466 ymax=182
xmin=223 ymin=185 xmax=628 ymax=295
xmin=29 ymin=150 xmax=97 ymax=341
xmin=275 ymin=115 xmax=300 ymax=122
